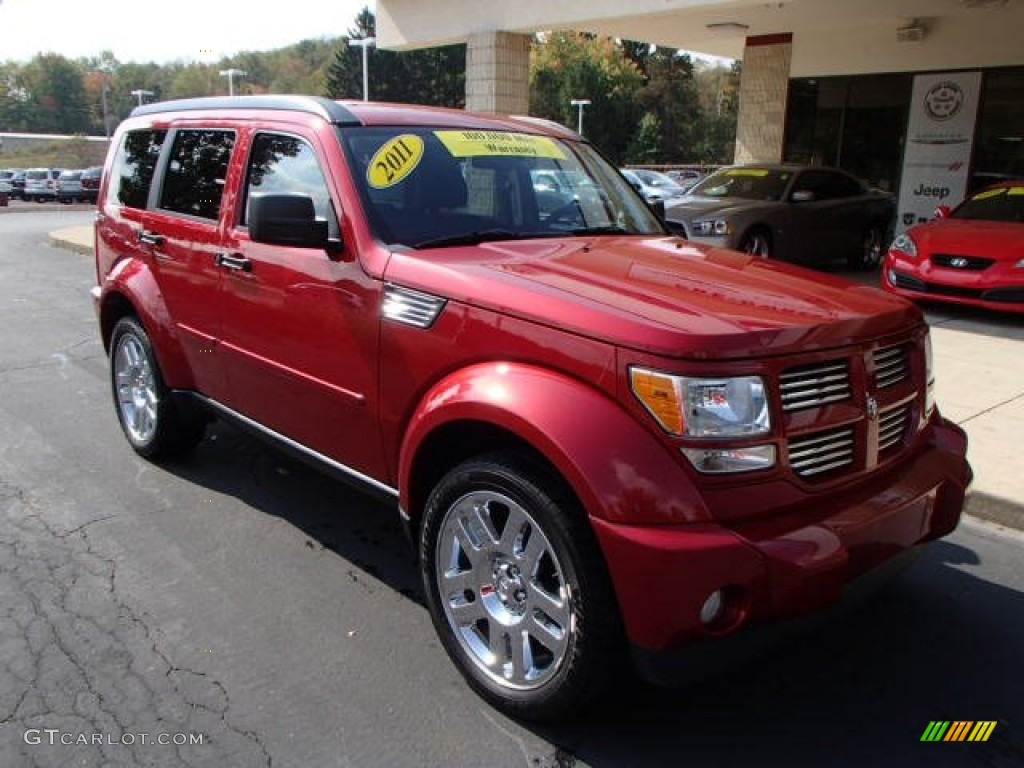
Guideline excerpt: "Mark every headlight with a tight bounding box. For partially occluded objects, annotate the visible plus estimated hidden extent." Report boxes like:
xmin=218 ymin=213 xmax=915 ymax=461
xmin=692 ymin=218 xmax=732 ymax=237
xmin=630 ymin=369 xmax=771 ymax=437
xmin=890 ymin=233 xmax=918 ymax=259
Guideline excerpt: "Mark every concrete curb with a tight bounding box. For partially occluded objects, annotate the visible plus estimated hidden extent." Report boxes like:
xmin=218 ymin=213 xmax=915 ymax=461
xmin=49 ymin=227 xmax=93 ymax=256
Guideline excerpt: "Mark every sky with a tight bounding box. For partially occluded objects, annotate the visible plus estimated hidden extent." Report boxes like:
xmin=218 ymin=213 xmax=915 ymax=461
xmin=0 ymin=0 xmax=374 ymax=64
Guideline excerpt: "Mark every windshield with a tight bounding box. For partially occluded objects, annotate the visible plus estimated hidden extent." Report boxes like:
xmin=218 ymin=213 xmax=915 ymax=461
xmin=689 ymin=168 xmax=792 ymax=201
xmin=953 ymin=185 xmax=1024 ymax=223
xmin=340 ymin=127 xmax=664 ymax=249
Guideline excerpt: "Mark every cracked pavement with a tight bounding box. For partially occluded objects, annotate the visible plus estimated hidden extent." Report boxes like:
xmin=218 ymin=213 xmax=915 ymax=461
xmin=0 ymin=480 xmax=269 ymax=768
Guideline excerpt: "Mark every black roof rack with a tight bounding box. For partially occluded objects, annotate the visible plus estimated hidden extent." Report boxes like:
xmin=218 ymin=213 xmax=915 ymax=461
xmin=130 ymin=95 xmax=362 ymax=126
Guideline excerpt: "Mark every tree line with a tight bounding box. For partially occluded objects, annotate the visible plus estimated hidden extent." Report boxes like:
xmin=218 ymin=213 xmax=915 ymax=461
xmin=0 ymin=8 xmax=739 ymax=165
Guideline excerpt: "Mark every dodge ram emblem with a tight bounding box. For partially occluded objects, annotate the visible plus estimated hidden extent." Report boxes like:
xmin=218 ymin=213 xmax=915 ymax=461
xmin=950 ymin=257 xmax=969 ymax=268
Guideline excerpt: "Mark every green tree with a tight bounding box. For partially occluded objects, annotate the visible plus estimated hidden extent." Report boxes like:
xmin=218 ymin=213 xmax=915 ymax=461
xmin=325 ymin=7 xmax=465 ymax=106
xmin=627 ymin=112 xmax=664 ymax=163
xmin=631 ymin=48 xmax=702 ymax=163
xmin=0 ymin=62 xmax=33 ymax=132
xmin=529 ymin=32 xmax=644 ymax=162
xmin=21 ymin=54 xmax=91 ymax=133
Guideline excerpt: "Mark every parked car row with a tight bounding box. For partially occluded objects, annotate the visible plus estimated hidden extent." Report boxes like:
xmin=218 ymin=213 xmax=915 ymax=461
xmin=0 ymin=166 xmax=102 ymax=204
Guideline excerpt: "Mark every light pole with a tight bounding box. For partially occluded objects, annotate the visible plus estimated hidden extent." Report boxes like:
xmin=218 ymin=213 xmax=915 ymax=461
xmin=98 ymin=65 xmax=113 ymax=138
xmin=570 ymin=98 xmax=591 ymax=136
xmin=350 ymin=37 xmax=376 ymax=101
xmin=219 ymin=68 xmax=247 ymax=97
xmin=130 ymin=89 xmax=154 ymax=107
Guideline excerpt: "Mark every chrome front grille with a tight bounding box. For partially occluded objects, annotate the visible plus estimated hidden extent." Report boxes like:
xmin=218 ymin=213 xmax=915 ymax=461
xmin=779 ymin=360 xmax=851 ymax=412
xmin=878 ymin=403 xmax=909 ymax=452
xmin=873 ymin=345 xmax=908 ymax=389
xmin=788 ymin=427 xmax=855 ymax=477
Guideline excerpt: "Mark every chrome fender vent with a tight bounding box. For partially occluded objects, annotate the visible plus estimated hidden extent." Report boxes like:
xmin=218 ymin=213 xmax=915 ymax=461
xmin=382 ymin=284 xmax=447 ymax=329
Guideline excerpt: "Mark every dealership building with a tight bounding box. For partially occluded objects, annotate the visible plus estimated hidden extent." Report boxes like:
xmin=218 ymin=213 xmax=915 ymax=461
xmin=377 ymin=0 xmax=1024 ymax=231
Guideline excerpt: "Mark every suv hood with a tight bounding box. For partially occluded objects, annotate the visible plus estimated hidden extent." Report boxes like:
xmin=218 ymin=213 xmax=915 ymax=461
xmin=914 ymin=218 xmax=1024 ymax=261
xmin=386 ymin=236 xmax=919 ymax=359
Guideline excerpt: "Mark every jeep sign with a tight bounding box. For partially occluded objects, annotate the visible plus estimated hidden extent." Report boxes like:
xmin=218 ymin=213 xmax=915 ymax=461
xmin=897 ymin=71 xmax=981 ymax=234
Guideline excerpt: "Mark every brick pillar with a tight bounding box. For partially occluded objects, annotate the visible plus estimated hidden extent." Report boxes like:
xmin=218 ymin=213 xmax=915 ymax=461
xmin=465 ymin=31 xmax=531 ymax=114
xmin=734 ymin=33 xmax=793 ymax=164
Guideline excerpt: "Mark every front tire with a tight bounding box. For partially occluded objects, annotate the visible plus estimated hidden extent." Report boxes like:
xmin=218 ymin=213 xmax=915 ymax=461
xmin=849 ymin=225 xmax=884 ymax=270
xmin=420 ymin=453 xmax=622 ymax=720
xmin=739 ymin=227 xmax=772 ymax=258
xmin=109 ymin=316 xmax=205 ymax=459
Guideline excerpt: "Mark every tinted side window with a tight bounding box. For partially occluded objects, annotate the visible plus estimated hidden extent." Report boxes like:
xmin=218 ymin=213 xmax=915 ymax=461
xmin=243 ymin=133 xmax=331 ymax=225
xmin=796 ymin=170 xmax=864 ymax=201
xmin=160 ymin=129 xmax=235 ymax=220
xmin=109 ymin=129 xmax=166 ymax=209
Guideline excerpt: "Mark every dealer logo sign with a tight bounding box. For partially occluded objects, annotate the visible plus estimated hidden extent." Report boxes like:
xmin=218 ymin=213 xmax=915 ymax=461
xmin=924 ymin=81 xmax=964 ymax=121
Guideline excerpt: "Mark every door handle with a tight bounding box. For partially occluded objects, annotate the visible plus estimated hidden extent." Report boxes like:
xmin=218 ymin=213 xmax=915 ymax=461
xmin=138 ymin=230 xmax=165 ymax=247
xmin=215 ymin=252 xmax=253 ymax=272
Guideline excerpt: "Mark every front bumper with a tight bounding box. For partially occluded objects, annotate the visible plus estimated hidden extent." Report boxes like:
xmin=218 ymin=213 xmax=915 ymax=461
xmin=591 ymin=417 xmax=971 ymax=681
xmin=884 ymin=262 xmax=1024 ymax=314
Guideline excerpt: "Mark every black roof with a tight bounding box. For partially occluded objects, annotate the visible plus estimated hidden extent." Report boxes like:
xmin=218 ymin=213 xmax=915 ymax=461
xmin=130 ymin=95 xmax=361 ymax=126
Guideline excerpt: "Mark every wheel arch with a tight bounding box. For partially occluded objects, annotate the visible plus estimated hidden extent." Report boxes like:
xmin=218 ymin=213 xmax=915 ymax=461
xmin=398 ymin=363 xmax=710 ymax=539
xmin=97 ymin=262 xmax=194 ymax=388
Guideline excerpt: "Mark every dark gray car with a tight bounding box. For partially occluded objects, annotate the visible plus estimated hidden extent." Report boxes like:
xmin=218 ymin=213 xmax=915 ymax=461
xmin=664 ymin=164 xmax=896 ymax=269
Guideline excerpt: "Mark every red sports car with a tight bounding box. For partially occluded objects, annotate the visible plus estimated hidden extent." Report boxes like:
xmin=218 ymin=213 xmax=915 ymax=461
xmin=883 ymin=181 xmax=1024 ymax=313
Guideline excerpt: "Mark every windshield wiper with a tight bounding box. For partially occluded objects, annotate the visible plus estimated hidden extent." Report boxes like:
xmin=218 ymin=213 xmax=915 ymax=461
xmin=414 ymin=229 xmax=548 ymax=249
xmin=569 ymin=225 xmax=631 ymax=236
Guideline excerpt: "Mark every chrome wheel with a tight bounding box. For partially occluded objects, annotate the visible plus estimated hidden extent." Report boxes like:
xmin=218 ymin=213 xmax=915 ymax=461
xmin=862 ymin=227 xmax=883 ymax=268
xmin=741 ymin=229 xmax=771 ymax=258
xmin=114 ymin=332 xmax=158 ymax=445
xmin=435 ymin=490 xmax=573 ymax=690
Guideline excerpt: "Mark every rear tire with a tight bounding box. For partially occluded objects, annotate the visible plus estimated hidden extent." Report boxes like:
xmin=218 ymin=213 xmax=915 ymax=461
xmin=109 ymin=316 xmax=205 ymax=459
xmin=420 ymin=452 xmax=624 ymax=720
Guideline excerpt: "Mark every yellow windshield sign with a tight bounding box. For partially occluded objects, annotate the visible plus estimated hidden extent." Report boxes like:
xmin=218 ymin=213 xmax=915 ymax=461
xmin=1007 ymin=186 xmax=1024 ymax=196
xmin=435 ymin=130 xmax=566 ymax=159
xmin=725 ymin=169 xmax=770 ymax=177
xmin=367 ymin=134 xmax=424 ymax=189
xmin=971 ymin=187 xmax=1006 ymax=201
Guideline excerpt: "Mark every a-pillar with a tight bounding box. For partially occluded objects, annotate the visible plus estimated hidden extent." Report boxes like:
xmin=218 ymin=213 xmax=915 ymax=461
xmin=465 ymin=31 xmax=531 ymax=114
xmin=733 ymin=33 xmax=793 ymax=164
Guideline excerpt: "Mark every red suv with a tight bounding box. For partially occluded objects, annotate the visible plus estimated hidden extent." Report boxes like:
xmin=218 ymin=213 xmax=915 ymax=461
xmin=93 ymin=96 xmax=971 ymax=719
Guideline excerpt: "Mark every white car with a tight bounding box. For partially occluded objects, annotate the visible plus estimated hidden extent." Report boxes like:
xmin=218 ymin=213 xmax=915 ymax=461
xmin=24 ymin=168 xmax=63 ymax=202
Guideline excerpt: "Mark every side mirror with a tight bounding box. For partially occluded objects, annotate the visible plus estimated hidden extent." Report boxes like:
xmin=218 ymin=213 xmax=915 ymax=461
xmin=649 ymin=198 xmax=666 ymax=221
xmin=248 ymin=194 xmax=330 ymax=249
xmin=934 ymin=205 xmax=952 ymax=219
xmin=790 ymin=189 xmax=816 ymax=203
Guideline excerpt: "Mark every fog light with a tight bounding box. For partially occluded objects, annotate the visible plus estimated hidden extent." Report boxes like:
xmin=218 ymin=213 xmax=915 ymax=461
xmin=681 ymin=444 xmax=775 ymax=474
xmin=700 ymin=590 xmax=724 ymax=626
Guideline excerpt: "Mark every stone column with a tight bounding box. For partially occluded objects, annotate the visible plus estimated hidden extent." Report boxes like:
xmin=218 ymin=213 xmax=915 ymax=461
xmin=465 ymin=31 xmax=531 ymax=114
xmin=734 ymin=33 xmax=793 ymax=164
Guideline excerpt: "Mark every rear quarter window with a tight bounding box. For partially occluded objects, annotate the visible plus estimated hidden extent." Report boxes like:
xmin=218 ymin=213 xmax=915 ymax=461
xmin=108 ymin=129 xmax=167 ymax=209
